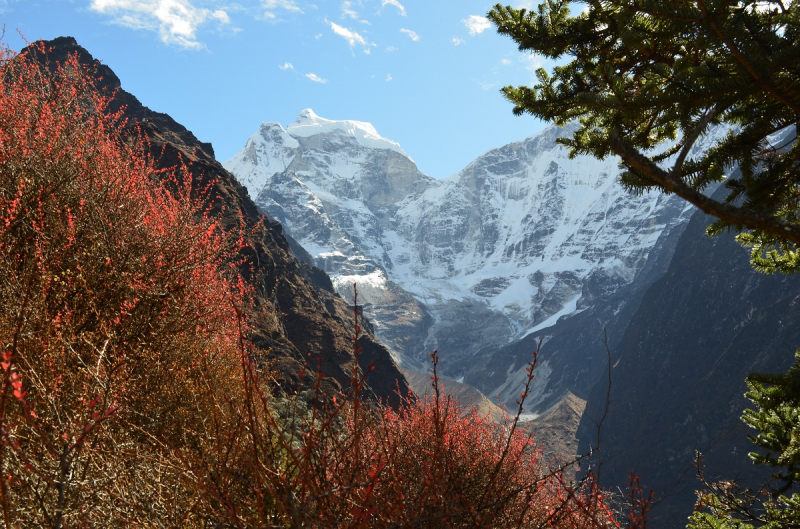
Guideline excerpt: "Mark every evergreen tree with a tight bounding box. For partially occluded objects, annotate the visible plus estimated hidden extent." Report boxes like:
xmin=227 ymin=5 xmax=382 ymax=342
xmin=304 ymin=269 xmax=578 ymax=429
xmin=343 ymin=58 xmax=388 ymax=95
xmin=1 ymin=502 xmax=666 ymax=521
xmin=488 ymin=1 xmax=800 ymax=526
xmin=488 ymin=0 xmax=800 ymax=273
xmin=744 ymin=353 xmax=800 ymax=493
xmin=686 ymin=353 xmax=800 ymax=528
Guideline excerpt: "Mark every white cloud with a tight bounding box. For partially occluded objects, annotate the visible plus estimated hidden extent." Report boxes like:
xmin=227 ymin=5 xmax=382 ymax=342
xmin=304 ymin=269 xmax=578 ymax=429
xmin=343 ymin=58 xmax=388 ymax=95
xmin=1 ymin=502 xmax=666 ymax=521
xmin=341 ymin=0 xmax=358 ymax=19
xmin=463 ymin=15 xmax=491 ymax=36
xmin=279 ymin=62 xmax=294 ymax=70
xmin=748 ymin=1 xmax=779 ymax=13
xmin=519 ymin=52 xmax=560 ymax=80
xmin=500 ymin=58 xmax=512 ymax=65
xmin=521 ymin=53 xmax=546 ymax=72
xmin=263 ymin=0 xmax=303 ymax=16
xmin=211 ymin=9 xmax=229 ymax=24
xmin=89 ymin=0 xmax=232 ymax=49
xmin=399 ymin=28 xmax=419 ymax=41
xmin=328 ymin=20 xmax=367 ymax=47
xmin=385 ymin=45 xmax=398 ymax=52
xmin=451 ymin=37 xmax=465 ymax=46
xmin=381 ymin=0 xmax=406 ymax=16
xmin=305 ymin=72 xmax=327 ymax=83
xmin=386 ymin=73 xmax=392 ymax=82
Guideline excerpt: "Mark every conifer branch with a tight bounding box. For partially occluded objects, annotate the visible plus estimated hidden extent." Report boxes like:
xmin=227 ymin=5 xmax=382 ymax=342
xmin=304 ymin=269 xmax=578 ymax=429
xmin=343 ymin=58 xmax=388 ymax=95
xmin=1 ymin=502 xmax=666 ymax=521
xmin=610 ymin=128 xmax=800 ymax=246
xmin=696 ymin=0 xmax=800 ymax=114
xmin=672 ymin=106 xmax=721 ymax=180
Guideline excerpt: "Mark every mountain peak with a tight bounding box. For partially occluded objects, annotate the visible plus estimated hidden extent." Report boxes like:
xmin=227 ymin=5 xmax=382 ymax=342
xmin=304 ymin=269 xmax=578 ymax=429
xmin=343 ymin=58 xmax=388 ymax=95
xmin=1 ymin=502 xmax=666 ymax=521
xmin=286 ymin=109 xmax=410 ymax=158
xmin=295 ymin=108 xmax=320 ymax=122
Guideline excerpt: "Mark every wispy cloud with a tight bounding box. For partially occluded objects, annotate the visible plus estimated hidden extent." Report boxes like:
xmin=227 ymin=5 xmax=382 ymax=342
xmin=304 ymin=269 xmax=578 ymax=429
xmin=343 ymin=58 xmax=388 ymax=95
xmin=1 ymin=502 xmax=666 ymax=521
xmin=519 ymin=53 xmax=559 ymax=80
xmin=386 ymin=73 xmax=392 ymax=82
xmin=521 ymin=53 xmax=546 ymax=72
xmin=381 ymin=0 xmax=406 ymax=16
xmin=400 ymin=28 xmax=419 ymax=41
xmin=451 ymin=37 xmax=465 ymax=46
xmin=500 ymin=58 xmax=512 ymax=65
xmin=263 ymin=0 xmax=303 ymax=18
xmin=328 ymin=20 xmax=367 ymax=47
xmin=341 ymin=0 xmax=358 ymax=19
xmin=89 ymin=0 xmax=232 ymax=49
xmin=211 ymin=9 xmax=229 ymax=24
xmin=463 ymin=15 xmax=491 ymax=36
xmin=279 ymin=62 xmax=294 ymax=70
xmin=305 ymin=72 xmax=327 ymax=83
xmin=263 ymin=0 xmax=302 ymax=13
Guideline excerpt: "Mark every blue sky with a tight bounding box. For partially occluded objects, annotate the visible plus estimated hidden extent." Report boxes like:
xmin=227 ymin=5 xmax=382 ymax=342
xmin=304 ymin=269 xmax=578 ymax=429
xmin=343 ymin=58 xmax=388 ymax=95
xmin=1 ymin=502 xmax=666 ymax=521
xmin=1 ymin=0 xmax=554 ymax=178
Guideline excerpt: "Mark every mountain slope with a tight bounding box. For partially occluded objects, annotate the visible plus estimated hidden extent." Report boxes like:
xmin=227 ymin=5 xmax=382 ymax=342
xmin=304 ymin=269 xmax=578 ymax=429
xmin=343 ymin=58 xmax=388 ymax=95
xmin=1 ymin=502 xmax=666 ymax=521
xmin=577 ymin=178 xmax=800 ymax=527
xmin=39 ymin=37 xmax=408 ymax=404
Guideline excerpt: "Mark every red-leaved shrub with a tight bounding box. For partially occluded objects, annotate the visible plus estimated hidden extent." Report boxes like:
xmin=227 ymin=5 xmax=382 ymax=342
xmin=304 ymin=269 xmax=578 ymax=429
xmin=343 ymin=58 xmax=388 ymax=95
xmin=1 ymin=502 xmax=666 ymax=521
xmin=0 ymin=40 xmax=257 ymax=526
xmin=238 ymin=297 xmax=620 ymax=528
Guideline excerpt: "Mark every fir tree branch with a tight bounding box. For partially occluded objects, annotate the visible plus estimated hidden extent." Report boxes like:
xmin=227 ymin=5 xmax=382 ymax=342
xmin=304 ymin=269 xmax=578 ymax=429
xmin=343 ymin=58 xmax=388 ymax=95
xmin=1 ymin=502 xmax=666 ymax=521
xmin=696 ymin=0 xmax=800 ymax=114
xmin=672 ymin=105 xmax=722 ymax=180
xmin=610 ymin=128 xmax=800 ymax=245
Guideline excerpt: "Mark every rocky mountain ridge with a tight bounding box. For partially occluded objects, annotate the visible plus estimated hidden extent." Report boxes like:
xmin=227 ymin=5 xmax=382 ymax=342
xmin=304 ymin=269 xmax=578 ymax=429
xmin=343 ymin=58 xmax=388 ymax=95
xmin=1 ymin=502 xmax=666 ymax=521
xmin=225 ymin=108 xmax=800 ymax=529
xmin=223 ymin=110 xmax=724 ymax=411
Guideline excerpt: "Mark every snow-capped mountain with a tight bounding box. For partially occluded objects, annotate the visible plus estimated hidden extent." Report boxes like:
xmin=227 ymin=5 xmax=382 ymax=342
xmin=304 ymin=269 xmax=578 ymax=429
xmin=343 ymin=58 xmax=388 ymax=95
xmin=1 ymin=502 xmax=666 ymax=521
xmin=224 ymin=110 xmax=717 ymax=408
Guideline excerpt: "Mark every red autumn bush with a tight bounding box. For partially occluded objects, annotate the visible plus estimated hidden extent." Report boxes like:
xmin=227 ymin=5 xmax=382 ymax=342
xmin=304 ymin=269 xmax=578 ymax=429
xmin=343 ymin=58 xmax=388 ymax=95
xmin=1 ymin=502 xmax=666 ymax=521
xmin=285 ymin=388 xmax=615 ymax=528
xmin=0 ymin=39 xmax=624 ymax=528
xmin=245 ymin=311 xmax=620 ymax=528
xmin=0 ymin=41 xmax=259 ymax=526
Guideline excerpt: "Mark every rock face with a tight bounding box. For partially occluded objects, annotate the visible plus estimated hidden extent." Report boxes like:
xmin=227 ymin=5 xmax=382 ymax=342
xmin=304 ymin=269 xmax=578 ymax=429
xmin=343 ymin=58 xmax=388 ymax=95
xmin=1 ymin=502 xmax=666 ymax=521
xmin=224 ymin=112 xmax=720 ymax=410
xmin=577 ymin=179 xmax=800 ymax=528
xmin=37 ymin=38 xmax=409 ymax=404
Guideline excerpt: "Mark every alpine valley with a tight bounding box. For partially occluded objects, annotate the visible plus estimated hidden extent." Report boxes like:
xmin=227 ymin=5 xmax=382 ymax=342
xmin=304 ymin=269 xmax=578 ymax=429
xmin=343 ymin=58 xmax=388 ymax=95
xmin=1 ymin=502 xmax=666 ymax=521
xmin=16 ymin=35 xmax=800 ymax=528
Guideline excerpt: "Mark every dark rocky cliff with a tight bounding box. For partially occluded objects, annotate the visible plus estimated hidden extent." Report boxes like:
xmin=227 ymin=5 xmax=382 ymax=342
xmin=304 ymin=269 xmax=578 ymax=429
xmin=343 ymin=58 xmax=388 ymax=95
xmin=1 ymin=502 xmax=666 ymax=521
xmin=578 ymin=183 xmax=800 ymax=527
xmin=31 ymin=37 xmax=409 ymax=404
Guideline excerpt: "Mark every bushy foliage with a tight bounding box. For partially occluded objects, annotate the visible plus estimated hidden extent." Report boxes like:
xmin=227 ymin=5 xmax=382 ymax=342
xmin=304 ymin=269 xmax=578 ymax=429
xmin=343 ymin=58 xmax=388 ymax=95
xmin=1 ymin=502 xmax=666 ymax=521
xmin=688 ymin=353 xmax=800 ymax=529
xmin=259 ymin=355 xmax=617 ymax=527
xmin=237 ymin=313 xmax=620 ymax=527
xmin=0 ymin=39 xmax=623 ymax=527
xmin=0 ymin=40 xmax=257 ymax=525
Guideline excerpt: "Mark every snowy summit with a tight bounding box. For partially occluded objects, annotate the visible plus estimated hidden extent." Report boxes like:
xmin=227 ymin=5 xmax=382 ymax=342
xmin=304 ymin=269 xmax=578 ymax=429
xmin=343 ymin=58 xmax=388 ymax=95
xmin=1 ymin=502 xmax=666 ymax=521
xmin=286 ymin=109 xmax=409 ymax=158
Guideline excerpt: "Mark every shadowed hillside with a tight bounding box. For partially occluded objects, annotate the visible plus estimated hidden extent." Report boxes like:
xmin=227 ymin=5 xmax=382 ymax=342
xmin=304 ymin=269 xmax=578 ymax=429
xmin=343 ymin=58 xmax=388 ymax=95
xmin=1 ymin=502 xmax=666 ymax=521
xmin=33 ymin=36 xmax=409 ymax=404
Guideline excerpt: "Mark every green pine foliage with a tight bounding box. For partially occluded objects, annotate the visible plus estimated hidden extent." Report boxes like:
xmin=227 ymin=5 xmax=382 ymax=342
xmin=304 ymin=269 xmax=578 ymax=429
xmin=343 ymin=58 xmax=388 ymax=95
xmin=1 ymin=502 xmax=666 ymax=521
xmin=684 ymin=353 xmax=800 ymax=527
xmin=743 ymin=353 xmax=800 ymax=493
xmin=489 ymin=2 xmax=800 ymax=526
xmin=488 ymin=0 xmax=800 ymax=274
